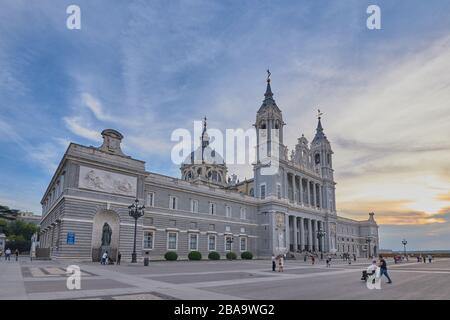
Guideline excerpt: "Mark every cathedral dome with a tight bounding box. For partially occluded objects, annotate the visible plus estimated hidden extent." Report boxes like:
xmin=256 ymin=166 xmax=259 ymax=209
xmin=183 ymin=145 xmax=225 ymax=165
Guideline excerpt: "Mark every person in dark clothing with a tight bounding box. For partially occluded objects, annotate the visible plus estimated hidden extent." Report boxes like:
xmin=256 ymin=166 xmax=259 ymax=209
xmin=14 ymin=249 xmax=19 ymax=261
xmin=117 ymin=252 xmax=122 ymax=265
xmin=378 ymin=255 xmax=392 ymax=284
xmin=272 ymin=255 xmax=277 ymax=272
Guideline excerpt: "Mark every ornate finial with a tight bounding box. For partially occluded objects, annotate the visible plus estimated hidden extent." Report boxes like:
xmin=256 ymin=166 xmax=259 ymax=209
xmin=266 ymin=69 xmax=271 ymax=83
xmin=317 ymin=109 xmax=323 ymax=120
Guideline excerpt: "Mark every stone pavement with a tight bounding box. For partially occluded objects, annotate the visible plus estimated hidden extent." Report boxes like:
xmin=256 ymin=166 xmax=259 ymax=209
xmin=1 ymin=257 xmax=450 ymax=300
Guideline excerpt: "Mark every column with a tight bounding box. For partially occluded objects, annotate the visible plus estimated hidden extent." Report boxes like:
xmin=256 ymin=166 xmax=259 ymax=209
xmin=306 ymin=180 xmax=310 ymax=206
xmin=299 ymin=217 xmax=305 ymax=250
xmin=284 ymin=170 xmax=288 ymax=199
xmin=319 ymin=221 xmax=324 ymax=252
xmin=311 ymin=220 xmax=316 ymax=251
xmin=291 ymin=174 xmax=295 ymax=202
xmin=307 ymin=218 xmax=312 ymax=251
xmin=284 ymin=213 xmax=290 ymax=251
xmin=312 ymin=183 xmax=317 ymax=208
xmin=317 ymin=184 xmax=321 ymax=208
xmin=293 ymin=216 xmax=298 ymax=251
xmin=294 ymin=176 xmax=298 ymax=204
xmin=299 ymin=176 xmax=303 ymax=204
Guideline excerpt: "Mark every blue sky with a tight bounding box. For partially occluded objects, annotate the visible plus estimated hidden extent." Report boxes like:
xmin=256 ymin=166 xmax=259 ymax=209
xmin=0 ymin=0 xmax=449 ymax=250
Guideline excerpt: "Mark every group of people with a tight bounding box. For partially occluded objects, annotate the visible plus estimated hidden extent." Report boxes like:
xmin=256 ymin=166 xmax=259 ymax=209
xmin=365 ymin=255 xmax=392 ymax=284
xmin=271 ymin=254 xmax=285 ymax=272
xmin=100 ymin=251 xmax=121 ymax=265
xmin=416 ymin=255 xmax=433 ymax=263
xmin=1 ymin=248 xmax=19 ymax=261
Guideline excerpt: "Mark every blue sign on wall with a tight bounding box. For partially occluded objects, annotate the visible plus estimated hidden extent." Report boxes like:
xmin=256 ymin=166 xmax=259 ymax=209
xmin=66 ymin=232 xmax=76 ymax=245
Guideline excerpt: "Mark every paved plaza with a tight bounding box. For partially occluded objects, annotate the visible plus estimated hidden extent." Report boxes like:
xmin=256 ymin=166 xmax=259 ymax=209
xmin=1 ymin=257 xmax=450 ymax=300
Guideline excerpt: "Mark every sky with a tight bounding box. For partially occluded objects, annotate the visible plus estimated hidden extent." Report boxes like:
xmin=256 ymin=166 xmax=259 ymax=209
xmin=0 ymin=0 xmax=449 ymax=251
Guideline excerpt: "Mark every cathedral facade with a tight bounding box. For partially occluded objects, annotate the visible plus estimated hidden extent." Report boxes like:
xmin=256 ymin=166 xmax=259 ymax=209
xmin=39 ymin=76 xmax=379 ymax=261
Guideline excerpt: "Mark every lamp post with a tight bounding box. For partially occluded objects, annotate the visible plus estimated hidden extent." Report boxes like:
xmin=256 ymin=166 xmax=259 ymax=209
xmin=128 ymin=198 xmax=145 ymax=263
xmin=402 ymin=239 xmax=408 ymax=260
xmin=366 ymin=237 xmax=372 ymax=259
xmin=316 ymin=228 xmax=326 ymax=259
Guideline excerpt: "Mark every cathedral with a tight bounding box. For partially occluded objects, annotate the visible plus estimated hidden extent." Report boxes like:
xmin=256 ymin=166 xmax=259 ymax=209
xmin=38 ymin=74 xmax=379 ymax=261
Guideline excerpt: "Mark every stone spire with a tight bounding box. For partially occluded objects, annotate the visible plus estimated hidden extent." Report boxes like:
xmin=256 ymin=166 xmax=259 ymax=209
xmin=201 ymin=116 xmax=210 ymax=162
xmin=258 ymin=69 xmax=281 ymax=114
xmin=312 ymin=109 xmax=328 ymax=144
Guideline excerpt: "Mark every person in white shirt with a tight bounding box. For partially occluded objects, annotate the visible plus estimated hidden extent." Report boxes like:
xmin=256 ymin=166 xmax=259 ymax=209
xmin=101 ymin=251 xmax=108 ymax=265
xmin=4 ymin=248 xmax=11 ymax=261
xmin=365 ymin=260 xmax=380 ymax=283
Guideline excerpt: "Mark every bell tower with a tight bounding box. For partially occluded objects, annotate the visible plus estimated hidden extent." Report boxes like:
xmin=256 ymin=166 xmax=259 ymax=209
xmin=255 ymin=70 xmax=285 ymax=162
xmin=254 ymin=71 xmax=286 ymax=199
xmin=310 ymin=110 xmax=336 ymax=212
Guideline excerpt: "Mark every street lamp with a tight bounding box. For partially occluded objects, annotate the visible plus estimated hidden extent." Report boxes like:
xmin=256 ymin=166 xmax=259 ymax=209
xmin=316 ymin=228 xmax=326 ymax=258
xmin=402 ymin=239 xmax=408 ymax=260
xmin=366 ymin=237 xmax=372 ymax=259
xmin=128 ymin=198 xmax=145 ymax=263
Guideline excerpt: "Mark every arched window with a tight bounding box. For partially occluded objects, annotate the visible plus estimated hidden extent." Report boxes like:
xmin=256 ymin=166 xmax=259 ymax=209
xmin=249 ymin=188 xmax=254 ymax=197
xmin=185 ymin=171 xmax=193 ymax=180
xmin=315 ymin=153 xmax=320 ymax=164
xmin=208 ymin=170 xmax=219 ymax=182
xmin=260 ymin=121 xmax=267 ymax=129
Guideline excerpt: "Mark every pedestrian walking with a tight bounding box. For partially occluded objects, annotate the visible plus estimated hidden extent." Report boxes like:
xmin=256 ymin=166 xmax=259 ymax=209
xmin=304 ymin=254 xmax=307 ymax=262
xmin=427 ymin=254 xmax=432 ymax=263
xmin=378 ymin=255 xmax=392 ymax=284
xmin=117 ymin=251 xmax=121 ymax=265
xmin=311 ymin=255 xmax=315 ymax=265
xmin=326 ymin=255 xmax=331 ymax=267
xmin=423 ymin=255 xmax=426 ymax=263
xmin=14 ymin=249 xmax=19 ymax=261
xmin=4 ymin=248 xmax=11 ymax=261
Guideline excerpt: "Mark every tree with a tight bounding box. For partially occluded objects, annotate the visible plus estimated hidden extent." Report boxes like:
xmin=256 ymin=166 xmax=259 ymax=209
xmin=0 ymin=218 xmax=7 ymax=234
xmin=2 ymin=219 xmax=39 ymax=253
xmin=0 ymin=205 xmax=19 ymax=220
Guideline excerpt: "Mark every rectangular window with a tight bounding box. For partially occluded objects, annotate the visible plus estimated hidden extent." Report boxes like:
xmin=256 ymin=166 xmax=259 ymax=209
xmin=225 ymin=205 xmax=232 ymax=218
xmin=190 ymin=199 xmax=199 ymax=213
xmin=190 ymin=221 xmax=197 ymax=229
xmin=189 ymin=234 xmax=198 ymax=251
xmin=209 ymin=202 xmax=216 ymax=215
xmin=240 ymin=208 xmax=246 ymax=220
xmin=208 ymin=235 xmax=216 ymax=251
xmin=240 ymin=227 xmax=246 ymax=234
xmin=167 ymin=232 xmax=178 ymax=250
xmin=225 ymin=225 xmax=231 ymax=232
xmin=146 ymin=192 xmax=155 ymax=207
xmin=260 ymin=185 xmax=266 ymax=200
xmin=169 ymin=196 xmax=178 ymax=210
xmin=240 ymin=237 xmax=247 ymax=252
xmin=225 ymin=236 xmax=232 ymax=251
xmin=143 ymin=231 xmax=154 ymax=249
